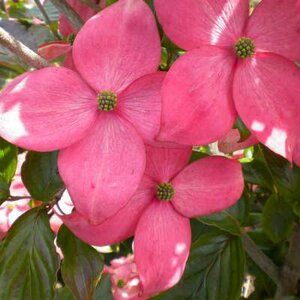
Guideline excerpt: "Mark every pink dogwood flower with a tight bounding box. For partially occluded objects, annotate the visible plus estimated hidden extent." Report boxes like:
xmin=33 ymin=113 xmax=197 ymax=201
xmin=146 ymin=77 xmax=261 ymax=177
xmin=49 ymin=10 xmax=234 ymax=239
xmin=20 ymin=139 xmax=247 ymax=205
xmin=105 ymin=255 xmax=145 ymax=300
xmin=0 ymin=153 xmax=30 ymax=239
xmin=62 ymin=146 xmax=244 ymax=296
xmin=0 ymin=0 xmax=162 ymax=224
xmin=154 ymin=0 xmax=300 ymax=164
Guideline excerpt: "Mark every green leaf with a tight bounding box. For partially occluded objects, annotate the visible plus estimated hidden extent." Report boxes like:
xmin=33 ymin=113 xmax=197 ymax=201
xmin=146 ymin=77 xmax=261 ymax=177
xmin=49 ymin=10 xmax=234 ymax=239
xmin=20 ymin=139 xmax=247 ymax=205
xmin=21 ymin=151 xmax=64 ymax=202
xmin=242 ymin=159 xmax=273 ymax=190
xmin=154 ymin=229 xmax=245 ymax=300
xmin=198 ymin=193 xmax=249 ymax=236
xmin=57 ymin=226 xmax=104 ymax=300
xmin=55 ymin=287 xmax=74 ymax=300
xmin=0 ymin=176 xmax=10 ymax=204
xmin=106 ymin=0 xmax=118 ymax=6
xmin=93 ymin=274 xmax=113 ymax=300
xmin=0 ymin=138 xmax=17 ymax=184
xmin=262 ymin=195 xmax=294 ymax=243
xmin=0 ymin=207 xmax=59 ymax=300
xmin=234 ymin=116 xmax=251 ymax=142
xmin=199 ymin=211 xmax=241 ymax=236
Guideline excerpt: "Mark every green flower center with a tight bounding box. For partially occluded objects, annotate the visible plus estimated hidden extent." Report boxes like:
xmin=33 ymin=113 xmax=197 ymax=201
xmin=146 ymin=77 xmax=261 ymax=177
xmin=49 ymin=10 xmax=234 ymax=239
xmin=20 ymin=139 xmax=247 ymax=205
xmin=156 ymin=183 xmax=175 ymax=201
xmin=97 ymin=91 xmax=117 ymax=111
xmin=117 ymin=279 xmax=125 ymax=288
xmin=234 ymin=37 xmax=255 ymax=59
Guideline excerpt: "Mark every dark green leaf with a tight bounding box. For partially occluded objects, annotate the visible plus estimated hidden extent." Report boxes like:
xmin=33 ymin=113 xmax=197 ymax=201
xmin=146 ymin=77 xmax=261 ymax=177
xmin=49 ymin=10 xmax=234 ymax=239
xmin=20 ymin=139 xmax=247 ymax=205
xmin=199 ymin=211 xmax=241 ymax=236
xmin=242 ymin=159 xmax=273 ymax=190
xmin=198 ymin=193 xmax=249 ymax=236
xmin=262 ymin=195 xmax=294 ymax=243
xmin=22 ymin=151 xmax=64 ymax=202
xmin=0 ymin=207 xmax=59 ymax=300
xmin=0 ymin=138 xmax=17 ymax=184
xmin=55 ymin=287 xmax=74 ymax=300
xmin=93 ymin=274 xmax=113 ymax=300
xmin=189 ymin=150 xmax=209 ymax=163
xmin=154 ymin=229 xmax=245 ymax=300
xmin=234 ymin=117 xmax=251 ymax=142
xmin=0 ymin=176 xmax=10 ymax=203
xmin=57 ymin=226 xmax=104 ymax=300
xmin=106 ymin=0 xmax=118 ymax=6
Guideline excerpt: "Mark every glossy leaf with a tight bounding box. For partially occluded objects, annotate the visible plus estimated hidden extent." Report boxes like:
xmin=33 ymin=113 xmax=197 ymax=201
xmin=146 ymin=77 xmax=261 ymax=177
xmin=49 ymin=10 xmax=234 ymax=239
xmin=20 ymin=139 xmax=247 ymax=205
xmin=198 ymin=193 xmax=249 ymax=236
xmin=55 ymin=287 xmax=74 ymax=300
xmin=154 ymin=229 xmax=245 ymax=300
xmin=0 ymin=176 xmax=10 ymax=204
xmin=21 ymin=151 xmax=64 ymax=202
xmin=0 ymin=137 xmax=17 ymax=184
xmin=234 ymin=116 xmax=251 ymax=142
xmin=57 ymin=226 xmax=104 ymax=300
xmin=93 ymin=274 xmax=113 ymax=300
xmin=0 ymin=207 xmax=59 ymax=300
xmin=262 ymin=195 xmax=294 ymax=243
xmin=242 ymin=159 xmax=273 ymax=190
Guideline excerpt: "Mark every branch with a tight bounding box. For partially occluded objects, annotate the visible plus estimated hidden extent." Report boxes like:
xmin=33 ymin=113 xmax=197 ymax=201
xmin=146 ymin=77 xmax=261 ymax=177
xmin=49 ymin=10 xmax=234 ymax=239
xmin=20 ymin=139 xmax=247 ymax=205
xmin=50 ymin=0 xmax=84 ymax=32
xmin=79 ymin=0 xmax=99 ymax=11
xmin=241 ymin=231 xmax=282 ymax=287
xmin=275 ymin=222 xmax=300 ymax=299
xmin=33 ymin=0 xmax=60 ymax=39
xmin=0 ymin=27 xmax=50 ymax=69
xmin=8 ymin=196 xmax=31 ymax=201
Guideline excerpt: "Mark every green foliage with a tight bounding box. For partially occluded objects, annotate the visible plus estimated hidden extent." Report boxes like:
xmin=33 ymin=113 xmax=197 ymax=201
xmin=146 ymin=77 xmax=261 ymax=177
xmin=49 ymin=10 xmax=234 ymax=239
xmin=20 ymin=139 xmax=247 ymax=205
xmin=154 ymin=228 xmax=245 ymax=300
xmin=94 ymin=274 xmax=113 ymax=300
xmin=0 ymin=138 xmax=17 ymax=184
xmin=55 ymin=287 xmax=74 ymax=300
xmin=21 ymin=151 xmax=64 ymax=202
xmin=234 ymin=117 xmax=251 ymax=142
xmin=57 ymin=226 xmax=104 ymax=300
xmin=198 ymin=192 xmax=249 ymax=236
xmin=0 ymin=207 xmax=59 ymax=300
xmin=0 ymin=178 xmax=10 ymax=204
xmin=262 ymin=195 xmax=294 ymax=243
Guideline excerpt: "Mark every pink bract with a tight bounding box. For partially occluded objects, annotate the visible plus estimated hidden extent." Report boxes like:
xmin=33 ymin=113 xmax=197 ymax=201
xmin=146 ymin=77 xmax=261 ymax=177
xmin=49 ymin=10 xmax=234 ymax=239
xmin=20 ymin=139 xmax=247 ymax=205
xmin=154 ymin=0 xmax=300 ymax=164
xmin=218 ymin=129 xmax=258 ymax=154
xmin=64 ymin=146 xmax=244 ymax=296
xmin=0 ymin=0 xmax=162 ymax=224
xmin=0 ymin=153 xmax=30 ymax=239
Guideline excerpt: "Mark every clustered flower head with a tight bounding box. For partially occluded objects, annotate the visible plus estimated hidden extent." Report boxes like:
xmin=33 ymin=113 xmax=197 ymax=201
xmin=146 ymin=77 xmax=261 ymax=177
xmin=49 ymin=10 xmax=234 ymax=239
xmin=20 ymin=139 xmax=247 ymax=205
xmin=0 ymin=0 xmax=299 ymax=298
xmin=104 ymin=255 xmax=145 ymax=300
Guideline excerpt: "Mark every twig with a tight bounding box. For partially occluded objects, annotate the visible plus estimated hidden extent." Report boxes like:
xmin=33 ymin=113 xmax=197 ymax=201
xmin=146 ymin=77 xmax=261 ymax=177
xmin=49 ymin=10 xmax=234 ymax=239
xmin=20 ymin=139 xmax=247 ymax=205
xmin=79 ymin=0 xmax=99 ymax=11
xmin=0 ymin=27 xmax=50 ymax=69
xmin=241 ymin=231 xmax=282 ymax=287
xmin=33 ymin=0 xmax=61 ymax=39
xmin=8 ymin=196 xmax=31 ymax=201
xmin=275 ymin=222 xmax=300 ymax=299
xmin=50 ymin=0 xmax=84 ymax=32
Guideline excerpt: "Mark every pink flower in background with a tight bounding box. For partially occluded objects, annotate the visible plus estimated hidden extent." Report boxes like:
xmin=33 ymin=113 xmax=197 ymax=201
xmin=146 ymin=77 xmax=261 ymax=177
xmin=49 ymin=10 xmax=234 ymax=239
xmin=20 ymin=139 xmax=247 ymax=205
xmin=218 ymin=129 xmax=258 ymax=154
xmin=63 ymin=146 xmax=244 ymax=296
xmin=0 ymin=0 xmax=162 ymax=225
xmin=105 ymin=255 xmax=145 ymax=300
xmin=58 ymin=0 xmax=98 ymax=37
xmin=0 ymin=153 xmax=30 ymax=239
xmin=154 ymin=0 xmax=300 ymax=164
xmin=39 ymin=0 xmax=100 ymax=68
